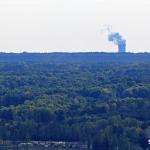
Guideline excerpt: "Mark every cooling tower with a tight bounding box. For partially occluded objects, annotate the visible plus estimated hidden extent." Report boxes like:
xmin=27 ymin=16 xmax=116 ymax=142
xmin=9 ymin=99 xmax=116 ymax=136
xmin=118 ymin=40 xmax=126 ymax=53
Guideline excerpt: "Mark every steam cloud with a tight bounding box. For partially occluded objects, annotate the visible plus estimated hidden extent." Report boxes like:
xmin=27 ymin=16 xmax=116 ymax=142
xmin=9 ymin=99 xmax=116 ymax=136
xmin=108 ymin=32 xmax=126 ymax=53
xmin=108 ymin=32 xmax=126 ymax=45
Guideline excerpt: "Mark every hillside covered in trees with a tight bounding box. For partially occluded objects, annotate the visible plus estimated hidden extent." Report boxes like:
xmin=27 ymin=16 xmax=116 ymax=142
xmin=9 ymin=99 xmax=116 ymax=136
xmin=0 ymin=53 xmax=150 ymax=150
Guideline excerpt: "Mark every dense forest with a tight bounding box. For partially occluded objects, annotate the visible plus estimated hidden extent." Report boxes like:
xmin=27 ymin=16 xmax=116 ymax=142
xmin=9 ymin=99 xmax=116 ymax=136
xmin=0 ymin=53 xmax=150 ymax=150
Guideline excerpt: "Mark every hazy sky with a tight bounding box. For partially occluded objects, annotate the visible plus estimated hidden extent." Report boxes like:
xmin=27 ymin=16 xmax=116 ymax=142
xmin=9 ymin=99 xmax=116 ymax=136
xmin=0 ymin=0 xmax=150 ymax=53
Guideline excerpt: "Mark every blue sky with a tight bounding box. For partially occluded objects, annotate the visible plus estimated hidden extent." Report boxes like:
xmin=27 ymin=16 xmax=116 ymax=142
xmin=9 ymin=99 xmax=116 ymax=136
xmin=0 ymin=0 xmax=150 ymax=53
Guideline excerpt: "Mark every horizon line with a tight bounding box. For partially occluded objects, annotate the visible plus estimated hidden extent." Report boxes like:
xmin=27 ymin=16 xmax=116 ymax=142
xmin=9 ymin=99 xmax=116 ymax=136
xmin=0 ymin=51 xmax=150 ymax=54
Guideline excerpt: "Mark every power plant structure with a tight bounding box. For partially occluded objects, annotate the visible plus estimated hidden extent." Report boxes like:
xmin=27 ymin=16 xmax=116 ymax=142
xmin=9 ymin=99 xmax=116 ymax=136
xmin=118 ymin=40 xmax=126 ymax=53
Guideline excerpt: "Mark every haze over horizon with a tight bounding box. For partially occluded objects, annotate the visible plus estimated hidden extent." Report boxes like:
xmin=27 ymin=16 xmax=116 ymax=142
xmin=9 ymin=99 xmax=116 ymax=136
xmin=0 ymin=0 xmax=150 ymax=53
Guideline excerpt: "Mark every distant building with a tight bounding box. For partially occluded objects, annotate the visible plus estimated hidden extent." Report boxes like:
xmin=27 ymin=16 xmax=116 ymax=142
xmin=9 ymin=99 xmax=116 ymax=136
xmin=118 ymin=40 xmax=126 ymax=53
